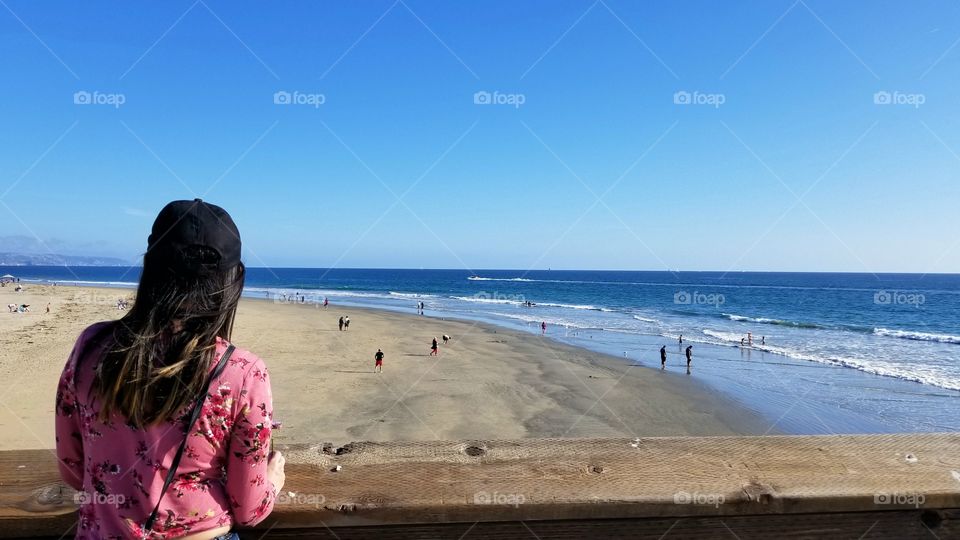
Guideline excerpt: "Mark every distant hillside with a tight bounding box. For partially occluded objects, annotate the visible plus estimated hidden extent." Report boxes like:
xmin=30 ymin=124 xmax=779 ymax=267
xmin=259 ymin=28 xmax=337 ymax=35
xmin=0 ymin=252 xmax=133 ymax=266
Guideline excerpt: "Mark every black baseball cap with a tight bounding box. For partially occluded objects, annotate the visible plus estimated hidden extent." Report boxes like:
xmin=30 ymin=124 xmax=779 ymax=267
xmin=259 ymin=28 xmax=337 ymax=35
xmin=145 ymin=199 xmax=241 ymax=275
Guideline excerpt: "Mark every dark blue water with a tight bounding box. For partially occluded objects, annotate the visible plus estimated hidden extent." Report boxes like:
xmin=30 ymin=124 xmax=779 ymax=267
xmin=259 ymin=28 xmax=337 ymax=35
xmin=9 ymin=266 xmax=960 ymax=433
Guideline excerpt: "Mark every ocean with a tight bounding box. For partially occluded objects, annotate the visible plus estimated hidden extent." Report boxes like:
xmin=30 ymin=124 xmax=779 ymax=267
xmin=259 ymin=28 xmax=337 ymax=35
xmin=9 ymin=266 xmax=959 ymax=434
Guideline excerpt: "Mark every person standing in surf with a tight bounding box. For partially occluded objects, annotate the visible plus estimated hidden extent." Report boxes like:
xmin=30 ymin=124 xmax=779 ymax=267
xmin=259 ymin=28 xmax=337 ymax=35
xmin=685 ymin=345 xmax=693 ymax=373
xmin=660 ymin=345 xmax=667 ymax=369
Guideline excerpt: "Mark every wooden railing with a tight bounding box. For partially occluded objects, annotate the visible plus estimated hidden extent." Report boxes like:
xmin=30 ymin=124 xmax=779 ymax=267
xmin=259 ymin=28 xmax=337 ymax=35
xmin=2 ymin=434 xmax=959 ymax=538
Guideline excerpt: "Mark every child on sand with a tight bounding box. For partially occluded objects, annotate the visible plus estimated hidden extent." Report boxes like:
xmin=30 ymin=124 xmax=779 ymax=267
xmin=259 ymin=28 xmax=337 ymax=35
xmin=374 ymin=349 xmax=384 ymax=373
xmin=430 ymin=337 xmax=439 ymax=356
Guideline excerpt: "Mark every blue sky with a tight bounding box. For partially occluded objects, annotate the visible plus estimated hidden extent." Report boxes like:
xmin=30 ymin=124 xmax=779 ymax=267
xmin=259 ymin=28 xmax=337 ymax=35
xmin=1 ymin=1 xmax=958 ymax=272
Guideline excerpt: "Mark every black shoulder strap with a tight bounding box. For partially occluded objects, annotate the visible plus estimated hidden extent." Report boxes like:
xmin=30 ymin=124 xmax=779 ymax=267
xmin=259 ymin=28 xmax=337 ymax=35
xmin=143 ymin=344 xmax=235 ymax=535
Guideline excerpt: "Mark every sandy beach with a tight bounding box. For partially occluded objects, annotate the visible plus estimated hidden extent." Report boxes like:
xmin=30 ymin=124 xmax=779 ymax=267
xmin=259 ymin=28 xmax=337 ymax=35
xmin=0 ymin=284 xmax=773 ymax=451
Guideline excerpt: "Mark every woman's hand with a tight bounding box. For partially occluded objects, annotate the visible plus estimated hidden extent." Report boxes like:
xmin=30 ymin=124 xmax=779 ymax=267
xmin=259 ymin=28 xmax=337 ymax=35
xmin=267 ymin=450 xmax=286 ymax=493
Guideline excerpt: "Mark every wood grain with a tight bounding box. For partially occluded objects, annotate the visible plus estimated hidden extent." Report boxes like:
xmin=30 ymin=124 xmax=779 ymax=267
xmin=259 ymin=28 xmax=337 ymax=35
xmin=3 ymin=434 xmax=959 ymax=538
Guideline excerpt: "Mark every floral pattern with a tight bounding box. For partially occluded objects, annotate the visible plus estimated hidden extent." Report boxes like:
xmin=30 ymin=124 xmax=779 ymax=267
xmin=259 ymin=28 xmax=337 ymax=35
xmin=56 ymin=323 xmax=276 ymax=539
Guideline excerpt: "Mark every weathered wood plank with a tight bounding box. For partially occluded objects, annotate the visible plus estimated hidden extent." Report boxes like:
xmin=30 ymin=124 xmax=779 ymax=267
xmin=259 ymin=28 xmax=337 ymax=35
xmin=2 ymin=434 xmax=959 ymax=538
xmin=239 ymin=511 xmax=959 ymax=539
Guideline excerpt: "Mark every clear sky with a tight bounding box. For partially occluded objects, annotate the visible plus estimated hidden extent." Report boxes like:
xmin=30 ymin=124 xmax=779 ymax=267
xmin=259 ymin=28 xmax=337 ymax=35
xmin=1 ymin=1 xmax=958 ymax=272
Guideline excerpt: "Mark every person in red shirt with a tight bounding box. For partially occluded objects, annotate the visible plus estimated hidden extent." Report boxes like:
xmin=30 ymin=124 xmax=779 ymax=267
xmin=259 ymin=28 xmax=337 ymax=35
xmin=55 ymin=200 xmax=284 ymax=540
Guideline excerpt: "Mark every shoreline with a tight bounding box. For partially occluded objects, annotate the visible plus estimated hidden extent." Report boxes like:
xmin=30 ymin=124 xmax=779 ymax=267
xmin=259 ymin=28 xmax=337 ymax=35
xmin=7 ymin=276 xmax=959 ymax=436
xmin=0 ymin=284 xmax=775 ymax=451
xmin=259 ymin=298 xmax=780 ymax=441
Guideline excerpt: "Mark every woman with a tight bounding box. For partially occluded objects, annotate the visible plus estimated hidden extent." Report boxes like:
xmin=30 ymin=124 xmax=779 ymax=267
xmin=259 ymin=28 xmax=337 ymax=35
xmin=56 ymin=199 xmax=284 ymax=539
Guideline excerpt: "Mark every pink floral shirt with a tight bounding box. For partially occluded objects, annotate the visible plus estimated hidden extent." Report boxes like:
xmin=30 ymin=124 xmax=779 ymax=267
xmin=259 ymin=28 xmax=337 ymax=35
xmin=56 ymin=322 xmax=277 ymax=539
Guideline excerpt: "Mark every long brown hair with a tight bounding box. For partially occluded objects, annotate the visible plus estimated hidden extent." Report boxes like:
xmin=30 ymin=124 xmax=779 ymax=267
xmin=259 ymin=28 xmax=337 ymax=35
xmin=94 ymin=249 xmax=245 ymax=427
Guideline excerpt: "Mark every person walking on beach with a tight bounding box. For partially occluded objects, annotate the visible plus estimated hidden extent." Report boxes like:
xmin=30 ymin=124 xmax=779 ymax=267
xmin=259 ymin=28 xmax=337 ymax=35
xmin=338 ymin=316 xmax=344 ymax=331
xmin=685 ymin=345 xmax=693 ymax=372
xmin=430 ymin=337 xmax=439 ymax=356
xmin=541 ymin=321 xmax=547 ymax=335
xmin=678 ymin=334 xmax=683 ymax=345
xmin=344 ymin=316 xmax=350 ymax=330
xmin=323 ymin=297 xmax=329 ymax=308
xmin=374 ymin=349 xmax=384 ymax=373
xmin=660 ymin=345 xmax=667 ymax=369
xmin=55 ymin=199 xmax=283 ymax=540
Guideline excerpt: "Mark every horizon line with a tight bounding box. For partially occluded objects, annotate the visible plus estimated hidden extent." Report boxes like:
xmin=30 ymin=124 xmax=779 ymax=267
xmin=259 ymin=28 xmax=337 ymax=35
xmin=2 ymin=264 xmax=958 ymax=277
